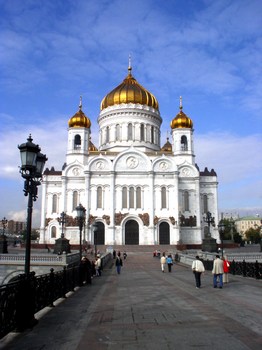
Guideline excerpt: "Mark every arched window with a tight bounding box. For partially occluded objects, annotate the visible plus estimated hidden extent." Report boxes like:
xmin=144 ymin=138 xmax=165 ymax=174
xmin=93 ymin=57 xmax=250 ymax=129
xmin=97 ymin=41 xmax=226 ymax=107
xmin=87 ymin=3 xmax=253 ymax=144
xmin=97 ymin=186 xmax=102 ymax=208
xmin=151 ymin=126 xmax=154 ymax=143
xmin=136 ymin=187 xmax=141 ymax=208
xmin=161 ymin=187 xmax=167 ymax=209
xmin=122 ymin=187 xmax=127 ymax=208
xmin=74 ymin=134 xmax=81 ymax=149
xmin=106 ymin=126 xmax=110 ymax=143
xmin=51 ymin=226 xmax=56 ymax=238
xmin=73 ymin=191 xmax=78 ymax=211
xmin=116 ymin=124 xmax=120 ymax=141
xmin=141 ymin=124 xmax=145 ymax=141
xmin=52 ymin=194 xmax=57 ymax=213
xmin=128 ymin=123 xmax=133 ymax=140
xmin=184 ymin=191 xmax=189 ymax=211
xmin=129 ymin=187 xmax=134 ymax=208
xmin=203 ymin=195 xmax=208 ymax=213
xmin=181 ymin=135 xmax=188 ymax=151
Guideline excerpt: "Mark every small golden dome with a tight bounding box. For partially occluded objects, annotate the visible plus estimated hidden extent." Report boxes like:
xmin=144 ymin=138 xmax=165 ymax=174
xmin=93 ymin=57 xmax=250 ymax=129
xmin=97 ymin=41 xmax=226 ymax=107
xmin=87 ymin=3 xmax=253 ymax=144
xmin=161 ymin=137 xmax=172 ymax=152
xmin=100 ymin=65 xmax=159 ymax=111
xmin=170 ymin=97 xmax=193 ymax=129
xmin=68 ymin=97 xmax=91 ymax=128
xmin=89 ymin=137 xmax=98 ymax=152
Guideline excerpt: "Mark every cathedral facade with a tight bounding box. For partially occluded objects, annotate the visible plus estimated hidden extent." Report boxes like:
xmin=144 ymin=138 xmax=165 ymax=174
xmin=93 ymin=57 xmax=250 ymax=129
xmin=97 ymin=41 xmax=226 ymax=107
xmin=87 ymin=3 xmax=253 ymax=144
xmin=39 ymin=64 xmax=219 ymax=247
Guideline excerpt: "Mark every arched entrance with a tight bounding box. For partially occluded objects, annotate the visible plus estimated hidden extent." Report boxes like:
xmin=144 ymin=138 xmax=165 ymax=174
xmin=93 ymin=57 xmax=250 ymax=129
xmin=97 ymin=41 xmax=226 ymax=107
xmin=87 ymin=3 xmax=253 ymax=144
xmin=125 ymin=220 xmax=139 ymax=245
xmin=94 ymin=222 xmax=105 ymax=245
xmin=159 ymin=222 xmax=170 ymax=244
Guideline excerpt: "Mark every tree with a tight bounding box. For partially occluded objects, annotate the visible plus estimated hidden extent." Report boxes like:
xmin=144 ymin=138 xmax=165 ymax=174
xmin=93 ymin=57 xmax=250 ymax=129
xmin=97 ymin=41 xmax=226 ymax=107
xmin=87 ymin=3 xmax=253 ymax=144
xmin=245 ymin=227 xmax=261 ymax=243
xmin=20 ymin=229 xmax=40 ymax=242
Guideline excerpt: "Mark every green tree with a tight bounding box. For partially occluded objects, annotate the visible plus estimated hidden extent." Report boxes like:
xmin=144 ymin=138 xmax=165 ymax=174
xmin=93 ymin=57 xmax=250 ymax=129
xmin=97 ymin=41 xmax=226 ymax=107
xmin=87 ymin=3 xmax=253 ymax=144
xmin=245 ymin=227 xmax=261 ymax=243
xmin=20 ymin=229 xmax=39 ymax=242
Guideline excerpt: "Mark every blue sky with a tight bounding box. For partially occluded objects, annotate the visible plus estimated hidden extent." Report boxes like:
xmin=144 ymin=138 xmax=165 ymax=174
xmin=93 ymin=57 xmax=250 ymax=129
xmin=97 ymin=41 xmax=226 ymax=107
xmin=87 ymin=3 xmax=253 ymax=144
xmin=0 ymin=0 xmax=261 ymax=227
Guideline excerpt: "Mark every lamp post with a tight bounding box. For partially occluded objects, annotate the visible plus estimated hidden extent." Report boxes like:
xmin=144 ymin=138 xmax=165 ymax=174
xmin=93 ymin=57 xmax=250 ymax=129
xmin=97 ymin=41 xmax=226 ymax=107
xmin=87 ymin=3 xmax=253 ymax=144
xmin=76 ymin=204 xmax=86 ymax=263
xmin=58 ymin=212 xmax=67 ymax=238
xmin=218 ymin=221 xmax=225 ymax=257
xmin=54 ymin=211 xmax=71 ymax=255
xmin=18 ymin=135 xmax=47 ymax=276
xmin=202 ymin=211 xmax=217 ymax=252
xmin=0 ymin=217 xmax=8 ymax=253
xmin=203 ymin=212 xmax=215 ymax=237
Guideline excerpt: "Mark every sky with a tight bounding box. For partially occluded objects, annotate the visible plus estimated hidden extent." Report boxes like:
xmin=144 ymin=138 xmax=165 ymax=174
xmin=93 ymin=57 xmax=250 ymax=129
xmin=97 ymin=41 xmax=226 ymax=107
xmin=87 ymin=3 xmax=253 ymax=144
xmin=0 ymin=0 xmax=262 ymax=228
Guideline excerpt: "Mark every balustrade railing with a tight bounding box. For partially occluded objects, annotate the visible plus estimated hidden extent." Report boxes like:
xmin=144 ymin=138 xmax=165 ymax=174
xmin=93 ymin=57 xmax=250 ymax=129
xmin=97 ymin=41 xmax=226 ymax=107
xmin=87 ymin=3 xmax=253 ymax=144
xmin=0 ymin=253 xmax=112 ymax=339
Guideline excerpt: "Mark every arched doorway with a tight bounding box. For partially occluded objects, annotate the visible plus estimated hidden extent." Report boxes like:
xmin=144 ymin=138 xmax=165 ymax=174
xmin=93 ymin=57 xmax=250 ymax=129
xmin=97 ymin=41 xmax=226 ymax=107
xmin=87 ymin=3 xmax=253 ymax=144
xmin=159 ymin=222 xmax=170 ymax=244
xmin=125 ymin=220 xmax=139 ymax=245
xmin=94 ymin=222 xmax=105 ymax=245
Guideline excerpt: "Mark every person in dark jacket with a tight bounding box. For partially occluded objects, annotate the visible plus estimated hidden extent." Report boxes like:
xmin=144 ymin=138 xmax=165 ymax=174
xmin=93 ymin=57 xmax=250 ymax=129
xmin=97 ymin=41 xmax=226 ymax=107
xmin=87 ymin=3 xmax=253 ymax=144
xmin=115 ymin=255 xmax=123 ymax=274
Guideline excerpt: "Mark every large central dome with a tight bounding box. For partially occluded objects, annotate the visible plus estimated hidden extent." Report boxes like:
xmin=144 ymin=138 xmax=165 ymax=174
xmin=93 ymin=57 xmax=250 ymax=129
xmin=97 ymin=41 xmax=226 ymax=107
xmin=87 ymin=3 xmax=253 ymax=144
xmin=100 ymin=65 xmax=159 ymax=111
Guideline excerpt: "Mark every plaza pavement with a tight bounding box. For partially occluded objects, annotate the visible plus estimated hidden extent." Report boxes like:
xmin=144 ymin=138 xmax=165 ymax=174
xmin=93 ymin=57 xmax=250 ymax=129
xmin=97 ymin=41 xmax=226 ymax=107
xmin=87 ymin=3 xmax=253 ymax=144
xmin=1 ymin=250 xmax=262 ymax=350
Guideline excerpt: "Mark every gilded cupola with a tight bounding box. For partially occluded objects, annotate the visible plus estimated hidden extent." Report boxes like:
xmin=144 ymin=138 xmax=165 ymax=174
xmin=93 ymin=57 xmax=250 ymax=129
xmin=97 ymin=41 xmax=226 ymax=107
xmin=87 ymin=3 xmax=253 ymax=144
xmin=100 ymin=61 xmax=159 ymax=111
xmin=68 ymin=97 xmax=91 ymax=128
xmin=170 ymin=97 xmax=193 ymax=129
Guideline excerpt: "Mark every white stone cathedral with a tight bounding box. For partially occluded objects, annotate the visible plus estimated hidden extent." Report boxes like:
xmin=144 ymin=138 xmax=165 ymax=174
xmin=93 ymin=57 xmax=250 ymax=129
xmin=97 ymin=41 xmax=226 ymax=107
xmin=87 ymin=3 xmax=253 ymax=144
xmin=40 ymin=63 xmax=219 ymax=247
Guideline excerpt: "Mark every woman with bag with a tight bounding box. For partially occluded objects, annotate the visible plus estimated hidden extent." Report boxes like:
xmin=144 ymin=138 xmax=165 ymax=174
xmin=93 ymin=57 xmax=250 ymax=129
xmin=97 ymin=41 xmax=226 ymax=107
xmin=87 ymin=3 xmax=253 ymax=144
xmin=192 ymin=255 xmax=205 ymax=289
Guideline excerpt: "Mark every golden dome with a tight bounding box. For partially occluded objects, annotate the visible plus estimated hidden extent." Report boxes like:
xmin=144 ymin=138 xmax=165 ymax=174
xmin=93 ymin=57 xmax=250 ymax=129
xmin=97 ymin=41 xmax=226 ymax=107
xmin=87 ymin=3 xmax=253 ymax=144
xmin=68 ymin=97 xmax=91 ymax=128
xmin=100 ymin=65 xmax=159 ymax=111
xmin=89 ymin=137 xmax=98 ymax=152
xmin=170 ymin=97 xmax=193 ymax=129
xmin=161 ymin=137 xmax=172 ymax=152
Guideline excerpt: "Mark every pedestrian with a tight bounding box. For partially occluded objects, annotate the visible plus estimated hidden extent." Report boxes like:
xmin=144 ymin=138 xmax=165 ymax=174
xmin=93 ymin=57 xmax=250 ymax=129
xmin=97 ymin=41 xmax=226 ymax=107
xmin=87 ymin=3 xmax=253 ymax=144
xmin=192 ymin=255 xmax=205 ymax=289
xmin=212 ymin=255 xmax=224 ymax=288
xmin=115 ymin=254 xmax=123 ymax=274
xmin=113 ymin=250 xmax=116 ymax=259
xmin=160 ymin=252 xmax=166 ymax=272
xmin=166 ymin=254 xmax=173 ymax=272
xmin=123 ymin=251 xmax=127 ymax=260
xmin=223 ymin=256 xmax=230 ymax=283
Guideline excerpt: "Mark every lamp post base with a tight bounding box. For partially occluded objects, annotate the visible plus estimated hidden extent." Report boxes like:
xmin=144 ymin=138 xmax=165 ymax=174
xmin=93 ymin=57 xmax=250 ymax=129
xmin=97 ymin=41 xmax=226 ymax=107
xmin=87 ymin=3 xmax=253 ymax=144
xmin=0 ymin=235 xmax=8 ymax=253
xmin=53 ymin=237 xmax=71 ymax=255
xmin=202 ymin=237 xmax=217 ymax=253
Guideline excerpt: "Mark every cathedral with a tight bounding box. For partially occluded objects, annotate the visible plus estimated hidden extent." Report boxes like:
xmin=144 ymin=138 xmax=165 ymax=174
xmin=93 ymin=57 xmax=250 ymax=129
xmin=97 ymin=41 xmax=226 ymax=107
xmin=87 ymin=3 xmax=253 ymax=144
xmin=39 ymin=63 xmax=219 ymax=247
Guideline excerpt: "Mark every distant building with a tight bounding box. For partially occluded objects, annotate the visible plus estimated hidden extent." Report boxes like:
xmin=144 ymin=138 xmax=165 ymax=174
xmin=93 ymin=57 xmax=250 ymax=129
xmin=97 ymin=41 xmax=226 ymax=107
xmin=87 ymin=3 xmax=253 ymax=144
xmin=234 ymin=216 xmax=262 ymax=238
xmin=40 ymin=63 xmax=219 ymax=247
xmin=0 ymin=220 xmax=25 ymax=235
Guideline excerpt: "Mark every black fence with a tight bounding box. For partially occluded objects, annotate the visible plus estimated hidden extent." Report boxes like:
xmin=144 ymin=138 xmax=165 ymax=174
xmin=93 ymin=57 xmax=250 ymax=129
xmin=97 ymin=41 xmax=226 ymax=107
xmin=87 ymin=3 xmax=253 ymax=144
xmin=203 ymin=259 xmax=262 ymax=280
xmin=0 ymin=253 xmax=112 ymax=339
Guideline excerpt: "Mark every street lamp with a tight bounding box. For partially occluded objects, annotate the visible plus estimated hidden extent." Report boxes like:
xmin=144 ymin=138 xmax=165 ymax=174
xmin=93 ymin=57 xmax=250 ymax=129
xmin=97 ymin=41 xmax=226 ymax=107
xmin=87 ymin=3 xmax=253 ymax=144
xmin=58 ymin=211 xmax=67 ymax=238
xmin=76 ymin=204 xmax=86 ymax=263
xmin=203 ymin=212 xmax=215 ymax=237
xmin=218 ymin=221 xmax=225 ymax=257
xmin=0 ymin=217 xmax=8 ymax=253
xmin=18 ymin=135 xmax=47 ymax=276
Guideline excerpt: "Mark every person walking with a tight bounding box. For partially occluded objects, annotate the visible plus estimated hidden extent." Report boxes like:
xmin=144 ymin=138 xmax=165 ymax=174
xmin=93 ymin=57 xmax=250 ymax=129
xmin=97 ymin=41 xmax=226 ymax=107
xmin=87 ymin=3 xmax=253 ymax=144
xmin=223 ymin=256 xmax=230 ymax=283
xmin=192 ymin=255 xmax=205 ymax=289
xmin=166 ymin=254 xmax=173 ymax=272
xmin=212 ymin=255 xmax=224 ymax=288
xmin=160 ymin=252 xmax=166 ymax=272
xmin=115 ymin=254 xmax=123 ymax=274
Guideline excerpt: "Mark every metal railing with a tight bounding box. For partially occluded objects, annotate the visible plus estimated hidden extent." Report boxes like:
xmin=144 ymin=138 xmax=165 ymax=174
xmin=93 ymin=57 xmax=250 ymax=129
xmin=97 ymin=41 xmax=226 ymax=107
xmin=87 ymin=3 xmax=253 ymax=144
xmin=175 ymin=253 xmax=262 ymax=280
xmin=0 ymin=253 xmax=112 ymax=339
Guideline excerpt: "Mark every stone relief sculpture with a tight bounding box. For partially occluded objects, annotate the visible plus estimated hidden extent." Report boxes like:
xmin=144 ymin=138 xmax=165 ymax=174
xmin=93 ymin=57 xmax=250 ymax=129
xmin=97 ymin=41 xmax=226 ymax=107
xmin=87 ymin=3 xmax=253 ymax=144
xmin=115 ymin=212 xmax=128 ymax=225
xmin=169 ymin=216 xmax=176 ymax=225
xmin=102 ymin=215 xmax=110 ymax=225
xmin=139 ymin=213 xmax=149 ymax=226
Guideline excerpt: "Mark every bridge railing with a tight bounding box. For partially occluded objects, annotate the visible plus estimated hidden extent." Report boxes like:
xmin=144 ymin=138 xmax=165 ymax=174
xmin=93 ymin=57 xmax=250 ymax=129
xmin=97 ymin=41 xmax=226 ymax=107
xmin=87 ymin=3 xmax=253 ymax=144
xmin=0 ymin=253 xmax=112 ymax=339
xmin=175 ymin=253 xmax=262 ymax=279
